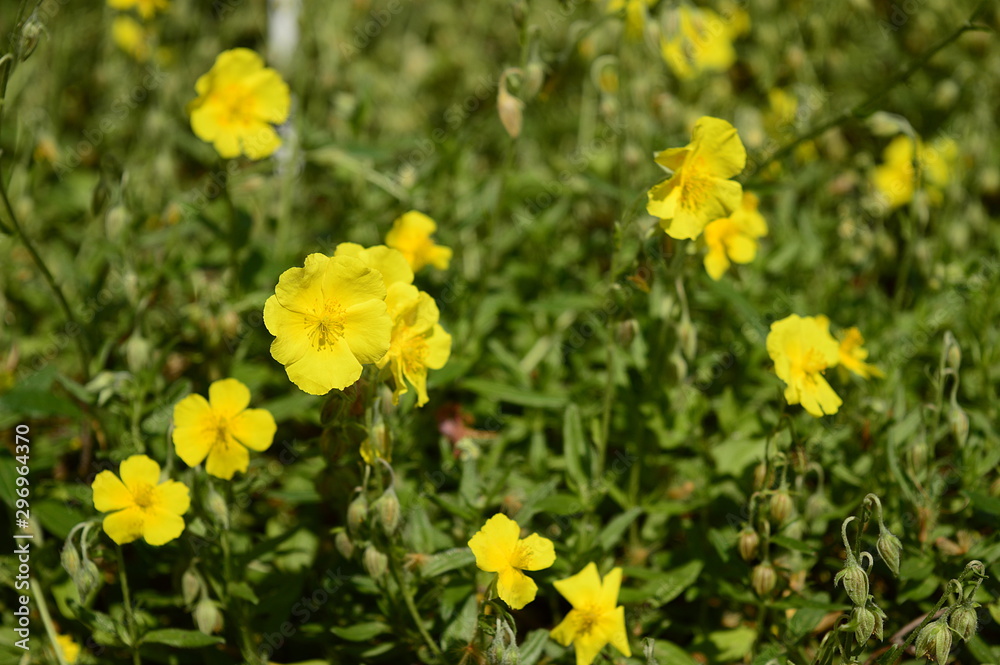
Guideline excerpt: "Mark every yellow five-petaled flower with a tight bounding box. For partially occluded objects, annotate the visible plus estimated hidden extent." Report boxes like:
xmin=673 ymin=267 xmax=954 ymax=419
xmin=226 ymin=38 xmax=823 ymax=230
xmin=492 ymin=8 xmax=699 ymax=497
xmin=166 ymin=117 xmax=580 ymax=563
xmin=551 ymin=563 xmax=631 ymax=665
xmin=767 ymin=314 xmax=842 ymax=417
xmin=188 ymin=48 xmax=291 ymax=160
xmin=91 ymin=455 xmax=190 ymax=546
xmin=385 ymin=211 xmax=452 ymax=273
xmin=703 ymin=191 xmax=768 ymax=280
xmin=172 ymin=378 xmax=277 ymax=480
xmin=647 ymin=116 xmax=747 ymax=240
xmin=468 ymin=514 xmax=555 ymax=610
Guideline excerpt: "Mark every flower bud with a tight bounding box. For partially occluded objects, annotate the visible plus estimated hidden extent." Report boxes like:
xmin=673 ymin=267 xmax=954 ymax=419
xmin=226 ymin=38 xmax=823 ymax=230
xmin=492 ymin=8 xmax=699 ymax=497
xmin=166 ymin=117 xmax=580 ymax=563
xmin=872 ymin=604 xmax=887 ymax=641
xmin=487 ymin=617 xmax=519 ymax=665
xmin=943 ymin=331 xmax=961 ymax=372
xmin=205 ymin=484 xmax=230 ymax=530
xmin=852 ymin=606 xmax=876 ymax=644
xmin=347 ymin=494 xmax=368 ymax=536
xmin=738 ymin=528 xmax=759 ymax=562
xmin=834 ymin=559 xmax=869 ymax=606
xmin=876 ymin=527 xmax=902 ymax=577
xmin=373 ymin=487 xmax=401 ymax=535
xmin=753 ymin=463 xmax=770 ymax=491
xmin=497 ymin=87 xmax=524 ymax=139
xmin=915 ymin=619 xmax=952 ymax=664
xmin=522 ymin=61 xmax=545 ymax=100
xmin=61 ymin=542 xmax=81 ymax=578
xmin=948 ymin=603 xmax=978 ymax=642
xmin=18 ymin=13 xmax=44 ymax=61
xmin=75 ymin=560 xmax=101 ymax=599
xmin=182 ymin=569 xmax=201 ymax=606
xmin=948 ymin=405 xmax=969 ymax=447
xmin=194 ymin=598 xmax=223 ymax=635
xmin=335 ymin=531 xmax=355 ymax=560
xmin=751 ymin=562 xmax=776 ymax=596
xmin=677 ymin=317 xmax=697 ymax=360
xmin=363 ymin=545 xmax=388 ymax=581
xmin=769 ymin=490 xmax=793 ymax=524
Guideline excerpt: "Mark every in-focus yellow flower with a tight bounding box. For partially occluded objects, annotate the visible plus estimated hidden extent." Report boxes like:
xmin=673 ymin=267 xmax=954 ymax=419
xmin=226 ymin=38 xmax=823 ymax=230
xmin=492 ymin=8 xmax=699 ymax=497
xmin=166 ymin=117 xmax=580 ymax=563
xmin=551 ymin=563 xmax=631 ymax=665
xmin=188 ymin=48 xmax=290 ymax=160
xmin=385 ymin=211 xmax=452 ymax=273
xmin=871 ymin=135 xmax=957 ymax=210
xmin=55 ymin=634 xmax=80 ymax=664
xmin=111 ymin=16 xmax=151 ymax=62
xmin=660 ymin=6 xmax=743 ymax=80
xmin=376 ymin=283 xmax=452 ymax=406
xmin=647 ymin=116 xmax=746 ymax=240
xmin=264 ymin=254 xmax=391 ymax=395
xmin=107 ymin=0 xmax=169 ymax=20
xmin=767 ymin=314 xmax=842 ymax=417
xmin=172 ymin=378 xmax=277 ymax=480
xmin=703 ymin=191 xmax=767 ymax=280
xmin=92 ymin=455 xmax=190 ymax=546
xmin=333 ymin=243 xmax=414 ymax=288
xmin=607 ymin=0 xmax=654 ymax=40
xmin=468 ymin=513 xmax=555 ymax=610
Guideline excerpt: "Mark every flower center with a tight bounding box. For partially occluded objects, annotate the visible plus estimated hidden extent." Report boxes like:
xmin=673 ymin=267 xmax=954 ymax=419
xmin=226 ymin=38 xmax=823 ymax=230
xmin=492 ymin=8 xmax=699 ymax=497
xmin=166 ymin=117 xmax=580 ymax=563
xmin=678 ymin=156 xmax=713 ymax=210
xmin=401 ymin=336 xmax=429 ymax=375
xmin=132 ymin=483 xmax=156 ymax=510
xmin=791 ymin=348 xmax=827 ymax=385
xmin=308 ymin=300 xmax=347 ymax=350
xmin=213 ymin=83 xmax=256 ymax=128
xmin=576 ymin=607 xmax=604 ymax=636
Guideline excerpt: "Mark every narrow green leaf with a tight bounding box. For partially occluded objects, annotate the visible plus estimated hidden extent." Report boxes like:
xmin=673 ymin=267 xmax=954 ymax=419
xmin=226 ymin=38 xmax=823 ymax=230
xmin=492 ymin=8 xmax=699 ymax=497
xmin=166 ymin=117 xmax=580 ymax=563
xmin=330 ymin=622 xmax=390 ymax=642
xmin=598 ymin=507 xmax=642 ymax=552
xmin=140 ymin=629 xmax=224 ymax=648
xmin=563 ymin=404 xmax=589 ymax=496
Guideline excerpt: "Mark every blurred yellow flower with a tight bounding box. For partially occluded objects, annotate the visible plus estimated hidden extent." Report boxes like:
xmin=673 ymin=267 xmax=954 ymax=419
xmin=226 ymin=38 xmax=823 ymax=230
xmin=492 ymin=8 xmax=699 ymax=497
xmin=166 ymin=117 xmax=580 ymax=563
xmin=468 ymin=513 xmax=555 ymax=610
xmin=55 ymin=634 xmax=80 ymax=663
xmin=376 ymin=283 xmax=452 ymax=406
xmin=647 ymin=116 xmax=746 ymax=240
xmin=814 ymin=318 xmax=884 ymax=380
xmin=111 ymin=16 xmax=150 ymax=62
xmin=385 ymin=211 xmax=452 ymax=272
xmin=107 ymin=0 xmax=169 ymax=20
xmin=765 ymin=88 xmax=798 ymax=135
xmin=703 ymin=191 xmax=768 ymax=280
xmin=92 ymin=455 xmax=190 ymax=546
xmin=607 ymin=0 xmax=654 ymax=40
xmin=172 ymin=378 xmax=277 ymax=480
xmin=188 ymin=48 xmax=290 ymax=160
xmin=263 ymin=254 xmax=391 ymax=395
xmin=660 ymin=6 xmax=744 ymax=80
xmin=333 ymin=242 xmax=414 ymax=288
xmin=767 ymin=314 xmax=842 ymax=417
xmin=871 ymin=135 xmax=957 ymax=210
xmin=551 ymin=563 xmax=631 ymax=665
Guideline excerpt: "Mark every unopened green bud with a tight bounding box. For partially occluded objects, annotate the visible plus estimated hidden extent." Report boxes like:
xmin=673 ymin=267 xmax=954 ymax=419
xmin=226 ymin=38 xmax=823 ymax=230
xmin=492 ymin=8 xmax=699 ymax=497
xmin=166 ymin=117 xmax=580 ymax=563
xmin=753 ymin=463 xmax=770 ymax=491
xmin=522 ymin=61 xmax=545 ymax=100
xmin=769 ymin=490 xmax=793 ymax=524
xmin=677 ymin=317 xmax=697 ymax=360
xmin=335 ymin=531 xmax=355 ymax=560
xmin=487 ymin=617 xmax=519 ymax=665
xmin=852 ymin=606 xmax=876 ymax=644
xmin=205 ymin=484 xmax=230 ymax=529
xmin=738 ymin=528 xmax=759 ymax=562
xmin=181 ymin=569 xmax=201 ymax=606
xmin=194 ymin=598 xmax=223 ymax=635
xmin=373 ymin=487 xmax=401 ymax=535
xmin=877 ymin=527 xmax=902 ymax=577
xmin=347 ymin=494 xmax=368 ymax=536
xmin=834 ymin=559 xmax=869 ymax=606
xmin=751 ymin=562 xmax=776 ymax=596
xmin=61 ymin=542 xmax=81 ymax=578
xmin=948 ymin=405 xmax=969 ymax=447
xmin=943 ymin=331 xmax=961 ymax=372
xmin=75 ymin=559 xmax=101 ymax=599
xmin=805 ymin=494 xmax=830 ymax=521
xmin=915 ymin=619 xmax=952 ymax=664
xmin=363 ymin=545 xmax=388 ymax=581
xmin=948 ymin=603 xmax=979 ymax=642
xmin=872 ymin=604 xmax=887 ymax=641
xmin=18 ymin=13 xmax=43 ymax=61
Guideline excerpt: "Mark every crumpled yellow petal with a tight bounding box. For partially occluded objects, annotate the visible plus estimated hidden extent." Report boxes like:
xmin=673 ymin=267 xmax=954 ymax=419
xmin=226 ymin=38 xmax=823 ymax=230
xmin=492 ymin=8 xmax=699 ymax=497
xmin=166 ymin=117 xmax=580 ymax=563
xmin=468 ymin=514 xmax=518 ymax=572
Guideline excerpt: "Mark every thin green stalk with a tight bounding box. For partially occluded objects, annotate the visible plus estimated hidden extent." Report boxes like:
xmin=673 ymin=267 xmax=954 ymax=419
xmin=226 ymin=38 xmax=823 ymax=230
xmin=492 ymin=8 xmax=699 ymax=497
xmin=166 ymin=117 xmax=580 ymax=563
xmin=390 ymin=558 xmax=443 ymax=661
xmin=115 ymin=545 xmax=142 ymax=665
xmin=31 ymin=576 xmax=70 ymax=665
xmin=220 ymin=482 xmax=263 ymax=665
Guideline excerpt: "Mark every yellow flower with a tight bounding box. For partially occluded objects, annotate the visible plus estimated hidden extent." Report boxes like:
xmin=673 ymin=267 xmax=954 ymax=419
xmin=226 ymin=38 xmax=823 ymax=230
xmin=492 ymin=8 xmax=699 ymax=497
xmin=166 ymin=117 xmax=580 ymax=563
xmin=647 ymin=116 xmax=746 ymax=240
xmin=263 ymin=254 xmax=392 ymax=395
xmin=188 ymin=48 xmax=290 ymax=160
xmin=871 ymin=135 xmax=957 ymax=210
xmin=107 ymin=0 xmax=169 ymax=20
xmin=660 ymin=6 xmax=742 ymax=80
xmin=814 ymin=318 xmax=884 ymax=380
xmin=385 ymin=211 xmax=452 ymax=273
xmin=767 ymin=314 xmax=842 ymax=417
xmin=551 ymin=563 xmax=631 ymax=665
xmin=333 ymin=242 xmax=414 ymax=288
xmin=703 ymin=191 xmax=767 ymax=280
xmin=55 ymin=634 xmax=80 ymax=663
xmin=172 ymin=378 xmax=277 ymax=480
xmin=468 ymin=514 xmax=555 ymax=610
xmin=111 ymin=16 xmax=151 ymax=62
xmin=376 ymin=283 xmax=452 ymax=406
xmin=607 ymin=0 xmax=654 ymax=40
xmin=91 ymin=455 xmax=190 ymax=546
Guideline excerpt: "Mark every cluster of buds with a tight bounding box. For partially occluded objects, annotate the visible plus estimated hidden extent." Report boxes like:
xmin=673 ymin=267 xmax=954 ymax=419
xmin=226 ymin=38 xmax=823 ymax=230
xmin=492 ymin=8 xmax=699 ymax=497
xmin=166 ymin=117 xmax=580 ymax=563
xmin=61 ymin=522 xmax=101 ymax=599
xmin=338 ymin=457 xmax=403 ymax=587
xmin=486 ymin=617 xmax=519 ymax=665
xmin=914 ymin=561 xmax=987 ymax=663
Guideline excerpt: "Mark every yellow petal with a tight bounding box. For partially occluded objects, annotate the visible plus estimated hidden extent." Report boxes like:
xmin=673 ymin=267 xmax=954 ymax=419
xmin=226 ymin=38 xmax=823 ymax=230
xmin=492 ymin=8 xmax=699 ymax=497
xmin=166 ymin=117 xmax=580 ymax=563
xmin=153 ymin=480 xmax=191 ymax=516
xmin=690 ymin=117 xmax=746 ymax=178
xmin=599 ymin=567 xmax=624 ymax=608
xmin=205 ymin=437 xmax=251 ymax=480
xmin=173 ymin=393 xmax=212 ymax=429
xmin=726 ymin=233 xmax=757 ymax=264
xmin=141 ymin=508 xmax=186 ymax=546
xmin=554 ymin=562 xmax=603 ymax=609
xmin=511 ymin=533 xmax=556 ymax=571
xmin=468 ymin=513 xmax=519 ymax=572
xmin=240 ymin=122 xmax=283 ymax=160
xmin=230 ymin=408 xmax=277 ymax=452
xmin=799 ymin=373 xmax=842 ymax=417
xmin=661 ymin=205 xmax=704 ymax=240
xmin=102 ymin=507 xmax=145 ymax=545
xmin=321 ymin=256 xmax=387 ymax=308
xmin=92 ymin=471 xmax=132 ymax=512
xmin=209 ymin=378 xmax=251 ymax=418
xmin=550 ymin=609 xmax=582 ymax=647
xmin=274 ymin=255 xmax=327 ymax=314
xmin=704 ymin=246 xmax=730 ymax=280
xmin=646 ymin=178 xmax=679 ymax=219
xmin=172 ymin=423 xmax=214 ymax=469
xmin=119 ymin=455 xmax=161 ymax=492
xmin=247 ymin=68 xmax=291 ymax=124
xmin=263 ymin=296 xmax=313 ymax=366
xmin=343 ymin=299 xmax=392 ymax=364
xmin=406 ymin=365 xmax=430 ymax=407
xmin=571 ymin=628 xmax=608 ymax=665
xmin=285 ymin=339 xmax=363 ymax=394
xmin=605 ymin=605 xmax=631 ymax=657
xmin=428 ymin=245 xmax=452 ymax=270
xmin=653 ymin=147 xmax=691 ymax=172
xmin=497 ymin=566 xmax=538 ymax=610
xmin=425 ymin=325 xmax=452 ymax=370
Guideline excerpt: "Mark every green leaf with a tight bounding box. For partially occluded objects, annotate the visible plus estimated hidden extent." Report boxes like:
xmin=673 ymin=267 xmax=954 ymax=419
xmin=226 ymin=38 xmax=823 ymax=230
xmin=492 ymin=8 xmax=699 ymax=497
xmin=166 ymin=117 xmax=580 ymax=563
xmin=597 ymin=506 xmax=642 ymax=552
xmin=227 ymin=581 xmax=259 ymax=605
xmin=563 ymin=404 xmax=589 ymax=496
xmin=520 ymin=629 xmax=550 ymax=665
xmin=965 ymin=491 xmax=1000 ymax=517
xmin=330 ymin=622 xmax=390 ymax=641
xmin=707 ymin=627 xmax=757 ymax=661
xmin=620 ymin=560 xmax=703 ymax=607
xmin=461 ymin=378 xmax=568 ymax=408
xmin=140 ymin=629 xmax=224 ymax=648
xmin=421 ymin=548 xmax=475 ymax=578
xmin=770 ymin=535 xmax=817 ymax=555
xmin=966 ymin=635 xmax=997 ymax=664
xmin=786 ymin=607 xmax=828 ymax=643
xmin=653 ymin=640 xmax=699 ymax=665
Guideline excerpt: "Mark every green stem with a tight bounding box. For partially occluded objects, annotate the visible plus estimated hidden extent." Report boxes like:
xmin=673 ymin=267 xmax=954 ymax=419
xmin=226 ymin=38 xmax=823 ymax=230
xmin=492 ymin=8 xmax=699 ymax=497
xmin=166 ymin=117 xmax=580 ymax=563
xmin=115 ymin=545 xmax=142 ymax=665
xmin=747 ymin=9 xmax=990 ymax=181
xmin=31 ymin=576 xmax=70 ymax=665
xmin=390 ymin=558 xmax=443 ymax=661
